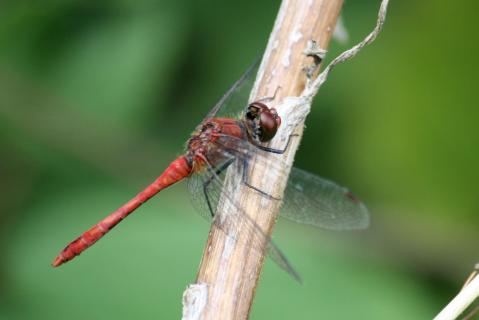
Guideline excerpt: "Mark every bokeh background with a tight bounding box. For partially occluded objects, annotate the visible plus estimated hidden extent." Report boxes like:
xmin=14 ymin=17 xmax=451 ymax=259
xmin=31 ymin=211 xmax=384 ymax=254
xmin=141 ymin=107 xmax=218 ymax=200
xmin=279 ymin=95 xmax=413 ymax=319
xmin=1 ymin=0 xmax=478 ymax=319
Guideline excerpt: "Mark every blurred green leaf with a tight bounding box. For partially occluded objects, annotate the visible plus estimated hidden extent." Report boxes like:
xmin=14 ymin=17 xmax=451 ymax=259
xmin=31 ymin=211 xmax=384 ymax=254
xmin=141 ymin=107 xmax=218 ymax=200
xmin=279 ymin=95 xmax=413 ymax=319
xmin=1 ymin=0 xmax=478 ymax=318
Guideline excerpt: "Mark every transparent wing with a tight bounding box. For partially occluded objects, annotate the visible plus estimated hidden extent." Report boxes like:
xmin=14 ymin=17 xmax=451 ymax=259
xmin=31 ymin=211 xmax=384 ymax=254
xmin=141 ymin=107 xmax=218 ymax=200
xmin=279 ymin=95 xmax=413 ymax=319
xmin=187 ymin=156 xmax=235 ymax=223
xmin=202 ymin=60 xmax=259 ymax=122
xmin=187 ymin=153 xmax=302 ymax=282
xmin=282 ymin=168 xmax=370 ymax=230
xmin=187 ymin=131 xmax=369 ymax=281
xmin=187 ymin=170 xmax=218 ymax=222
xmin=213 ymin=134 xmax=370 ymax=230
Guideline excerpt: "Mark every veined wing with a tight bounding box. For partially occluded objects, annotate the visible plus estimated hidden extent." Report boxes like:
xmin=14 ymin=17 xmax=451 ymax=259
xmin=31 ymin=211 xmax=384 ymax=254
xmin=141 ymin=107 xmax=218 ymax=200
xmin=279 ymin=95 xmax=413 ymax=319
xmin=202 ymin=59 xmax=259 ymax=122
xmin=213 ymin=134 xmax=370 ymax=230
xmin=281 ymin=168 xmax=370 ymax=230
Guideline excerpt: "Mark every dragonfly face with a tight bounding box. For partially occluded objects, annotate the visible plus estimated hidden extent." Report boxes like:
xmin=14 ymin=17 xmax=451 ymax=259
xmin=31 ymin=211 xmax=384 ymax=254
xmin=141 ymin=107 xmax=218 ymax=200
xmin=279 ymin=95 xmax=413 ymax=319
xmin=244 ymin=102 xmax=281 ymax=143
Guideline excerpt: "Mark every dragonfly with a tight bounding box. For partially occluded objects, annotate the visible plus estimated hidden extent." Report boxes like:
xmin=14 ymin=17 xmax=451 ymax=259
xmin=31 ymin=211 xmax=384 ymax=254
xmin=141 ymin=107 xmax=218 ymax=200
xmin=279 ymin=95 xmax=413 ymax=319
xmin=52 ymin=62 xmax=369 ymax=281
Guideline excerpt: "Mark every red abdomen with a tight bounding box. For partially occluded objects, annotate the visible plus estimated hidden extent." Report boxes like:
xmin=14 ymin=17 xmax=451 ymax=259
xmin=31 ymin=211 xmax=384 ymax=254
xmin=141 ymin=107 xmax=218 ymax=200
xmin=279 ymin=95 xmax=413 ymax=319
xmin=52 ymin=156 xmax=191 ymax=267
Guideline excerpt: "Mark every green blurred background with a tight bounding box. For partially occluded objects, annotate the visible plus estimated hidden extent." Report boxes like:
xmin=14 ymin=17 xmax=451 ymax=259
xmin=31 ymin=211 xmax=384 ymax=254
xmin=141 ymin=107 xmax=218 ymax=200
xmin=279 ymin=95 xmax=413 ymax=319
xmin=1 ymin=0 xmax=478 ymax=319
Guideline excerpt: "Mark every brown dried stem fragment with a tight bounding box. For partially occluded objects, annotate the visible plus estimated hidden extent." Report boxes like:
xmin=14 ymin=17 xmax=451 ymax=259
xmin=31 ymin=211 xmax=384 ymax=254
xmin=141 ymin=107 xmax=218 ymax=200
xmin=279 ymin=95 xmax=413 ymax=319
xmin=184 ymin=1 xmax=344 ymax=319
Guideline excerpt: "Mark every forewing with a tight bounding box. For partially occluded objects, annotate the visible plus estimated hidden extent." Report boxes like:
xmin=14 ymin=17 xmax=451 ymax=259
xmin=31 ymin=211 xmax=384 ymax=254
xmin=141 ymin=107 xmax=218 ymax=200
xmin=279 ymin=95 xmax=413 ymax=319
xmin=213 ymin=135 xmax=370 ymax=230
xmin=281 ymin=168 xmax=370 ymax=230
xmin=202 ymin=60 xmax=259 ymax=121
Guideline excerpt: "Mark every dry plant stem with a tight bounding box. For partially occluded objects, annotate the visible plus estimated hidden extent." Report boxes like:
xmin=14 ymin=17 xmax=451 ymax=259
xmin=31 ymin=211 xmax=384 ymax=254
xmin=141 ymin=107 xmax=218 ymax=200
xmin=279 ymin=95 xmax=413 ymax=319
xmin=182 ymin=0 xmax=390 ymax=319
xmin=188 ymin=1 xmax=342 ymax=319
xmin=434 ymin=270 xmax=479 ymax=320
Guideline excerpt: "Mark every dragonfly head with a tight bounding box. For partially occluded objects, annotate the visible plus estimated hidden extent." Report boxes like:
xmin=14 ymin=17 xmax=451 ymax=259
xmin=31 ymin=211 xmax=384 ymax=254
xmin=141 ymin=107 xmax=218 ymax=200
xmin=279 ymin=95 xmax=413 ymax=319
xmin=245 ymin=102 xmax=281 ymax=142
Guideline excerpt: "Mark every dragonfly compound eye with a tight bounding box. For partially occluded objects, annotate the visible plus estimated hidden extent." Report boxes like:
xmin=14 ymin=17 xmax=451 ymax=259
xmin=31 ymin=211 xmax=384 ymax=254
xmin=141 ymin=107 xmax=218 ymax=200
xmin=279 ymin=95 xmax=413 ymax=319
xmin=245 ymin=102 xmax=281 ymax=142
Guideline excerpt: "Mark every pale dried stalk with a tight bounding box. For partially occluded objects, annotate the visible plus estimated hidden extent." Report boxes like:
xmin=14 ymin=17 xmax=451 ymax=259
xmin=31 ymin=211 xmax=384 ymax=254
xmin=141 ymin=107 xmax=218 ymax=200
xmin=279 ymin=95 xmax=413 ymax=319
xmin=434 ymin=266 xmax=479 ymax=320
xmin=183 ymin=1 xmax=342 ymax=318
xmin=182 ymin=0 xmax=390 ymax=319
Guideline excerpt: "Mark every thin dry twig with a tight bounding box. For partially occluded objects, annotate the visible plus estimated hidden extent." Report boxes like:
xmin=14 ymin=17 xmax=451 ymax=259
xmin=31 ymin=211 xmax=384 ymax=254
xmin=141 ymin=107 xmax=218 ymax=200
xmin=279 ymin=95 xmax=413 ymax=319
xmin=435 ymin=264 xmax=479 ymax=320
xmin=463 ymin=263 xmax=479 ymax=290
xmin=304 ymin=0 xmax=389 ymax=98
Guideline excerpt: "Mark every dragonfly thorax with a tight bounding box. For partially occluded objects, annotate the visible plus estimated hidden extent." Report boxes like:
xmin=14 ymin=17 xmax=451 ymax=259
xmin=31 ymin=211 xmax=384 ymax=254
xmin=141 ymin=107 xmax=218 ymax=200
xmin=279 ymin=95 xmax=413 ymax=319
xmin=187 ymin=121 xmax=220 ymax=154
xmin=186 ymin=118 xmax=244 ymax=167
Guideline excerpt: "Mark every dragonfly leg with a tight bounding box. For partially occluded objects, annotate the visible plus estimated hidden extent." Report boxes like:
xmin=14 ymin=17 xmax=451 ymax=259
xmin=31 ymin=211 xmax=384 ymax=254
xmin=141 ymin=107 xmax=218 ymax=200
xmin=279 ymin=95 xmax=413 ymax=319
xmin=203 ymin=158 xmax=236 ymax=218
xmin=242 ymin=158 xmax=281 ymax=200
xmin=252 ymin=134 xmax=299 ymax=154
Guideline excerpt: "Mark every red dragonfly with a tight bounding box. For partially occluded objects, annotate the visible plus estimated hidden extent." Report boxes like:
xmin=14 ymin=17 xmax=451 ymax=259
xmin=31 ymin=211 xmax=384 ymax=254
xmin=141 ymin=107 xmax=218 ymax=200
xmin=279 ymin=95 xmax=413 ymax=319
xmin=52 ymin=63 xmax=369 ymax=281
